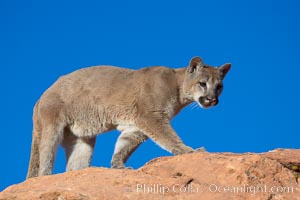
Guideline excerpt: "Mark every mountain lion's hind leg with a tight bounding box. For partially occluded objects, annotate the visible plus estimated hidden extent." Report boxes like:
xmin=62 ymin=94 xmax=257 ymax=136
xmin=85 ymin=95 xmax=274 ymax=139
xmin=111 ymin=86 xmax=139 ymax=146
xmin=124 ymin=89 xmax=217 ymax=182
xmin=62 ymin=130 xmax=96 ymax=171
xmin=111 ymin=125 xmax=148 ymax=169
xmin=39 ymin=123 xmax=64 ymax=176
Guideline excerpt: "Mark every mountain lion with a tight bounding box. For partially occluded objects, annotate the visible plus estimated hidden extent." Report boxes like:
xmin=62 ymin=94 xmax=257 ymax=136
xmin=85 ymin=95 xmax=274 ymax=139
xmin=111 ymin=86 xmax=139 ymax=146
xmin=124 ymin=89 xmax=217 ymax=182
xmin=27 ymin=56 xmax=231 ymax=178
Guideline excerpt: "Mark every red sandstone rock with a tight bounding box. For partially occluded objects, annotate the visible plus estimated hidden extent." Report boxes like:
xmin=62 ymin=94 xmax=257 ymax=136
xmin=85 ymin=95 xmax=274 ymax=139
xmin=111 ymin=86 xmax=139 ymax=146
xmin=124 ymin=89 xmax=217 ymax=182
xmin=0 ymin=149 xmax=299 ymax=200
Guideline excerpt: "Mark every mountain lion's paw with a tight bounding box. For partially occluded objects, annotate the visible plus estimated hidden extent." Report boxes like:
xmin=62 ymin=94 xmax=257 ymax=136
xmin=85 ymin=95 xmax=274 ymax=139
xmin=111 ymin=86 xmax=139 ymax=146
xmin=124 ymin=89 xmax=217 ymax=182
xmin=195 ymin=147 xmax=206 ymax=152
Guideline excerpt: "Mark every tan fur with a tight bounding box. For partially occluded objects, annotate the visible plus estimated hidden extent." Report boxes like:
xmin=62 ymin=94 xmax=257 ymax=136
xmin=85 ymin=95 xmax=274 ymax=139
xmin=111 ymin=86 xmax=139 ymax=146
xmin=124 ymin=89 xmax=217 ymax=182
xmin=27 ymin=56 xmax=231 ymax=178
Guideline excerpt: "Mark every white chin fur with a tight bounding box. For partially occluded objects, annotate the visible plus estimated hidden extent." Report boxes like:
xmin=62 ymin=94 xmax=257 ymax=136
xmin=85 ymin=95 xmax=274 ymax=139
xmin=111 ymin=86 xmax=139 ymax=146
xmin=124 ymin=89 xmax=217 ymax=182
xmin=193 ymin=96 xmax=204 ymax=108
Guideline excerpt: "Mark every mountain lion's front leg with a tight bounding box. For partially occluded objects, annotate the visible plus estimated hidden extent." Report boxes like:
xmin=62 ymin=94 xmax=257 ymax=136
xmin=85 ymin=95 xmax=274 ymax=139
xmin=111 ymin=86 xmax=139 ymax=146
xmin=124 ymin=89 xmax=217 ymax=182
xmin=135 ymin=116 xmax=194 ymax=155
xmin=111 ymin=126 xmax=148 ymax=169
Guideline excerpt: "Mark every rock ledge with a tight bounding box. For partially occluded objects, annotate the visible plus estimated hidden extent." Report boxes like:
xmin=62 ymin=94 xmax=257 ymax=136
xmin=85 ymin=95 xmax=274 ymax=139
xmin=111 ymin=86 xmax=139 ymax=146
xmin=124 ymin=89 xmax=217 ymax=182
xmin=1 ymin=149 xmax=299 ymax=200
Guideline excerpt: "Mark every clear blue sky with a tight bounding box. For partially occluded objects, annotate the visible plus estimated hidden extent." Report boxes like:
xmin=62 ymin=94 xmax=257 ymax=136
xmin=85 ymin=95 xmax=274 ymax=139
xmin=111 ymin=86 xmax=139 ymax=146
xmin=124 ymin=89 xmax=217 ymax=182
xmin=1 ymin=0 xmax=299 ymax=191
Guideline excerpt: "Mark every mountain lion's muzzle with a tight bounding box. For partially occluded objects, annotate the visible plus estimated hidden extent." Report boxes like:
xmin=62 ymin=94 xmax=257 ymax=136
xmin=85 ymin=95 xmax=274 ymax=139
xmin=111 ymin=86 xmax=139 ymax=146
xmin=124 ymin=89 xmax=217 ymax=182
xmin=199 ymin=96 xmax=219 ymax=108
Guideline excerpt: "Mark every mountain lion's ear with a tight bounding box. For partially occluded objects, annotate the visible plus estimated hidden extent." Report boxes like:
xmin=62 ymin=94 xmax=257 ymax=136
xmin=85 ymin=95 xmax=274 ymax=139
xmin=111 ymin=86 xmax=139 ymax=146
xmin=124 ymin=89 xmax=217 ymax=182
xmin=187 ymin=56 xmax=204 ymax=73
xmin=219 ymin=63 xmax=231 ymax=79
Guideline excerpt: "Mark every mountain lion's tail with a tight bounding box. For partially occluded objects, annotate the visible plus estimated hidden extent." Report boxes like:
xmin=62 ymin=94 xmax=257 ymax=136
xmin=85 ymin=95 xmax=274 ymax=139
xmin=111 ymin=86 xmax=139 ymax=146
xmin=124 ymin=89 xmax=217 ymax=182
xmin=27 ymin=101 xmax=41 ymax=179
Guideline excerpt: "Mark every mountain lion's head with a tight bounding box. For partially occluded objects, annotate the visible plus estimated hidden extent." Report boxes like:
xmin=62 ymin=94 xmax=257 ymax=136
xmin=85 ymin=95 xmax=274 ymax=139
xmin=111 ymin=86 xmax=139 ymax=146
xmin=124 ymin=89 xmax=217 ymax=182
xmin=183 ymin=56 xmax=231 ymax=108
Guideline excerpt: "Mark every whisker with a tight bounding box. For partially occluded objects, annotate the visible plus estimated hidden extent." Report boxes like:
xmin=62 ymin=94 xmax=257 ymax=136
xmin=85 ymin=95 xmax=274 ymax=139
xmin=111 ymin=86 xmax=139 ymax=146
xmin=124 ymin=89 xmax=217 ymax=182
xmin=190 ymin=102 xmax=199 ymax=110
xmin=195 ymin=102 xmax=201 ymax=110
xmin=187 ymin=102 xmax=195 ymax=110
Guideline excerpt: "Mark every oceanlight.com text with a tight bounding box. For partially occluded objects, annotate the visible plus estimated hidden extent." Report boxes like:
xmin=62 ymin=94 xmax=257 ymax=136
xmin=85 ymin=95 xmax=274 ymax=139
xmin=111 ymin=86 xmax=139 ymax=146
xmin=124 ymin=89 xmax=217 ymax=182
xmin=206 ymin=183 xmax=294 ymax=195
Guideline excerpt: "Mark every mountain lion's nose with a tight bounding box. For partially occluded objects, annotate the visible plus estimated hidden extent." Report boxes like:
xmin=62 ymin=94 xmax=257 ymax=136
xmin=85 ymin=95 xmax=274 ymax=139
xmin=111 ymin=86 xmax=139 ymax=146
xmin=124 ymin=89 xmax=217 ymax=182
xmin=207 ymin=97 xmax=217 ymax=103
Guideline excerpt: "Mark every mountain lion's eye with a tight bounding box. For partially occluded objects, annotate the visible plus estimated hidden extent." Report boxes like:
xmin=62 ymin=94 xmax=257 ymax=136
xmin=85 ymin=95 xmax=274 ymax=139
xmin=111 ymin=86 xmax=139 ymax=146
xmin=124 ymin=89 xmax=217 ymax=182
xmin=199 ymin=82 xmax=207 ymax=87
xmin=216 ymin=85 xmax=223 ymax=90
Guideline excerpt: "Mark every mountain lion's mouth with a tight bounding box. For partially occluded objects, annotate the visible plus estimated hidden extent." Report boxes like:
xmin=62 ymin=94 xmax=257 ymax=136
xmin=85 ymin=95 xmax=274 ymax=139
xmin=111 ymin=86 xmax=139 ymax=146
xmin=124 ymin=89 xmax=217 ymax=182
xmin=199 ymin=97 xmax=219 ymax=108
